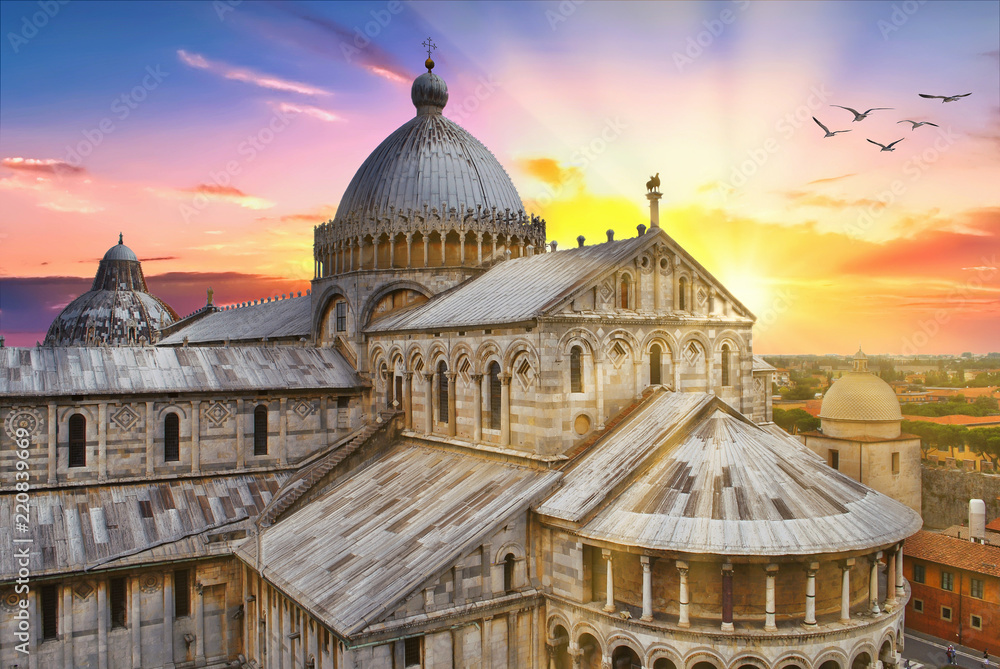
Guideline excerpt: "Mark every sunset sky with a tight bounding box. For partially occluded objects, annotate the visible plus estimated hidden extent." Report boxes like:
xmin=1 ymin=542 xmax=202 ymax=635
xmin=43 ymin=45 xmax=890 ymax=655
xmin=1 ymin=0 xmax=998 ymax=354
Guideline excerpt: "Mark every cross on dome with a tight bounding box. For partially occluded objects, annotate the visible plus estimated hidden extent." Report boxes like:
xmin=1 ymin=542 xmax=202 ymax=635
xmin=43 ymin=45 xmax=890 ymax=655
xmin=422 ymin=37 xmax=437 ymax=72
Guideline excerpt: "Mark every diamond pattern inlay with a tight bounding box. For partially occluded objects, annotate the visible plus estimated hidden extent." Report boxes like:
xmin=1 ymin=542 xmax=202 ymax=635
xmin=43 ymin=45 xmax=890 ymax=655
xmin=110 ymin=405 xmax=140 ymax=432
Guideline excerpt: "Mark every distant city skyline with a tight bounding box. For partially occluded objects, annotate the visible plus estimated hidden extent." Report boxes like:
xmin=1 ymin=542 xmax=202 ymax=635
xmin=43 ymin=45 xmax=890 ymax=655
xmin=1 ymin=0 xmax=998 ymax=353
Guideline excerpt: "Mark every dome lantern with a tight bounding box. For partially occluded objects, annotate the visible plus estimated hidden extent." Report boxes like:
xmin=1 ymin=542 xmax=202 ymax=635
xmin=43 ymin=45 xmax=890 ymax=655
xmin=819 ymin=347 xmax=902 ymax=440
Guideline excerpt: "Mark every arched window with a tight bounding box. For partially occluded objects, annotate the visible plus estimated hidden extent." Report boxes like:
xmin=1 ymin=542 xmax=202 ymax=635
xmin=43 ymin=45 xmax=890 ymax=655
xmin=437 ymin=361 xmax=449 ymax=423
xmin=489 ymin=362 xmax=502 ymax=430
xmin=678 ymin=277 xmax=688 ymax=311
xmin=503 ymin=553 xmax=516 ymax=593
xmin=620 ymin=275 xmax=631 ymax=309
xmin=570 ymin=346 xmax=583 ymax=393
xmin=649 ymin=344 xmax=662 ymax=385
xmin=253 ymin=405 xmax=268 ymax=456
xmin=68 ymin=414 xmax=86 ymax=468
xmin=722 ymin=344 xmax=732 ymax=386
xmin=164 ymin=413 xmax=180 ymax=462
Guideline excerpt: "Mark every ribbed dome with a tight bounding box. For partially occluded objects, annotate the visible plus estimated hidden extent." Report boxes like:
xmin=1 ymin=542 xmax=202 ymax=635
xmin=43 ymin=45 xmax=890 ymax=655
xmin=333 ymin=70 xmax=524 ymax=222
xmin=820 ymin=372 xmax=902 ymax=422
xmin=45 ymin=235 xmax=177 ymax=346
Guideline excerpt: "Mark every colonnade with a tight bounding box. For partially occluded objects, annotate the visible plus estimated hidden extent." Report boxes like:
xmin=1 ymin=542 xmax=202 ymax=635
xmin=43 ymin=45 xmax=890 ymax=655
xmin=595 ymin=543 xmax=905 ymax=631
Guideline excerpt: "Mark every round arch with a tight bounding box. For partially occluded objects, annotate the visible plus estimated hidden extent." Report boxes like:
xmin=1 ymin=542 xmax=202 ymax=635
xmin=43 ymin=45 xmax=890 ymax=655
xmin=556 ymin=327 xmax=601 ymax=361
xmin=646 ymin=646 xmax=684 ymax=669
xmin=602 ymin=329 xmax=640 ymax=357
xmin=449 ymin=342 xmax=476 ymax=370
xmin=546 ymin=612 xmax=572 ymax=640
xmin=770 ymin=652 xmax=810 ymax=669
xmin=358 ymin=279 xmax=433 ymax=327
xmin=425 ymin=341 xmax=449 ymax=368
xmin=310 ymin=282 xmax=351 ymax=340
xmin=475 ymin=340 xmax=504 ymax=373
xmin=727 ymin=654 xmax=769 ymax=669
xmin=813 ymin=649 xmax=849 ymax=669
xmin=684 ymin=649 xmax=726 ymax=669
xmin=502 ymin=338 xmax=540 ymax=370
xmin=641 ymin=330 xmax=679 ymax=360
xmin=368 ymin=343 xmax=389 ymax=374
xmin=154 ymin=404 xmax=190 ymax=422
xmin=606 ymin=631 xmax=645 ymax=665
xmin=713 ymin=329 xmax=747 ymax=354
xmin=678 ymin=331 xmax=712 ymax=358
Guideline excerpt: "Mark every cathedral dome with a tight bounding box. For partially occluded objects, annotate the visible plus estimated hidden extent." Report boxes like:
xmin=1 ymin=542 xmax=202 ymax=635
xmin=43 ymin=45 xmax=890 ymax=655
xmin=819 ymin=348 xmax=902 ymax=439
xmin=333 ymin=66 xmax=525 ymax=222
xmin=45 ymin=235 xmax=178 ymax=346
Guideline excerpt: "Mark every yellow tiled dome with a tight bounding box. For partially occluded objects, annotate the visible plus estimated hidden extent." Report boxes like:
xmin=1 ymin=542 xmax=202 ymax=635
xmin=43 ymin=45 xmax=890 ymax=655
xmin=819 ymin=371 xmax=902 ymax=422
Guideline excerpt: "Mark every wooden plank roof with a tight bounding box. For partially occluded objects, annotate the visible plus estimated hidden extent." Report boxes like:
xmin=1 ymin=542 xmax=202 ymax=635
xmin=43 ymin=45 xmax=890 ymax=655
xmin=241 ymin=443 xmax=560 ymax=636
xmin=159 ymin=295 xmax=311 ymax=345
xmin=0 ymin=473 xmax=286 ymax=580
xmin=0 ymin=345 xmax=360 ymax=397
xmin=571 ymin=403 xmax=922 ymax=556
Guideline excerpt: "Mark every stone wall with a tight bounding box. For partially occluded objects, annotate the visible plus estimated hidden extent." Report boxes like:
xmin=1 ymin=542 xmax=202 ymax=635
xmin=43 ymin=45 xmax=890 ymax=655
xmin=921 ymin=465 xmax=1000 ymax=529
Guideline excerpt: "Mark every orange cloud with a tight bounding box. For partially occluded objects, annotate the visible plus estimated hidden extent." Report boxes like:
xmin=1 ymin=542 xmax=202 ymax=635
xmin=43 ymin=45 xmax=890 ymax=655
xmin=177 ymin=50 xmax=331 ymax=96
xmin=784 ymin=191 xmax=881 ymax=210
xmin=148 ymin=183 xmax=275 ymax=210
xmin=807 ymin=173 xmax=856 ymax=185
xmin=520 ymin=157 xmax=583 ymax=190
xmin=2 ymin=157 xmax=85 ymax=175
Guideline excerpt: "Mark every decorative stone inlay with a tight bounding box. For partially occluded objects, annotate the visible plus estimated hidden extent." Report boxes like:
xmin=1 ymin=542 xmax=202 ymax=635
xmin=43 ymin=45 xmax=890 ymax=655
xmin=754 ymin=377 xmax=765 ymax=392
xmin=684 ymin=342 xmax=702 ymax=364
xmin=514 ymin=358 xmax=535 ymax=390
xmin=458 ymin=358 xmax=473 ymax=385
xmin=140 ymin=573 xmax=161 ymax=593
xmin=697 ymin=287 xmax=708 ymax=305
xmin=110 ymin=405 xmax=141 ymax=432
xmin=600 ymin=280 xmax=614 ymax=303
xmin=204 ymin=401 xmax=233 ymax=428
xmin=609 ymin=341 xmax=628 ymax=369
xmin=4 ymin=407 xmax=42 ymax=440
xmin=74 ymin=581 xmax=95 ymax=600
xmin=292 ymin=399 xmax=316 ymax=420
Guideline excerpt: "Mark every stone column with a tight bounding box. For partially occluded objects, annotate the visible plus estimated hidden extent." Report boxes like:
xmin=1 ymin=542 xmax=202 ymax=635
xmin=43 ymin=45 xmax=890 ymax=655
xmin=440 ymin=234 xmax=446 ymax=266
xmin=472 ymin=374 xmax=483 ymax=442
xmin=372 ymin=236 xmax=379 ymax=269
xmin=721 ymin=562 xmax=734 ymax=631
xmin=405 ymin=234 xmax=413 ymax=268
xmin=423 ymin=372 xmax=434 ymax=434
xmin=163 ymin=570 xmax=174 ymax=668
xmin=403 ymin=372 xmax=413 ymax=429
xmin=804 ymin=562 xmax=819 ymax=626
xmin=676 ymin=560 xmax=690 ymax=627
xmin=764 ymin=563 xmax=778 ymax=631
xmin=131 ymin=577 xmax=141 ymax=668
xmin=191 ymin=400 xmax=200 ymax=475
xmin=886 ymin=549 xmax=898 ymax=608
xmin=62 ymin=585 xmax=73 ymax=669
xmin=895 ymin=543 xmax=905 ymax=600
xmin=499 ymin=373 xmax=511 ymax=447
xmin=144 ymin=401 xmax=154 ymax=477
xmin=869 ymin=552 xmax=881 ymax=614
xmin=389 ymin=236 xmax=395 ymax=267
xmin=476 ymin=232 xmax=483 ymax=265
xmin=48 ymin=402 xmax=57 ymax=484
xmin=446 ymin=371 xmax=457 ymax=437
xmin=653 ymin=258 xmax=661 ymax=311
xmin=195 ymin=582 xmax=205 ymax=664
xmin=460 ymin=233 xmax=466 ymax=265
xmin=840 ymin=558 xmax=854 ymax=622
xmin=235 ymin=399 xmax=246 ymax=468
xmin=568 ymin=645 xmax=583 ymax=669
xmin=277 ymin=398 xmax=288 ymax=464
xmin=602 ymin=549 xmax=615 ymax=612
xmin=633 ymin=359 xmax=642 ymax=398
xmin=98 ymin=401 xmax=108 ymax=481
xmin=348 ymin=239 xmax=354 ymax=271
xmin=641 ymin=556 xmax=653 ymax=621
xmin=423 ymin=236 xmax=430 ymax=267
xmin=98 ymin=580 xmax=109 ymax=669
xmin=595 ymin=358 xmax=605 ymax=429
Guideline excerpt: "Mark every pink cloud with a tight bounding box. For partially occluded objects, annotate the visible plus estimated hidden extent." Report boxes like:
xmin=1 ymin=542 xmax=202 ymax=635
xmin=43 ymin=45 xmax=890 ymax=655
xmin=177 ymin=49 xmax=331 ymax=96
xmin=2 ymin=157 xmax=86 ymax=175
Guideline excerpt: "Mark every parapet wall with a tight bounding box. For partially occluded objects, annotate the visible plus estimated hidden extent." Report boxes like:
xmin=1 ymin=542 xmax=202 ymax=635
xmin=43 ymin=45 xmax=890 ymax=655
xmin=921 ymin=465 xmax=1000 ymax=529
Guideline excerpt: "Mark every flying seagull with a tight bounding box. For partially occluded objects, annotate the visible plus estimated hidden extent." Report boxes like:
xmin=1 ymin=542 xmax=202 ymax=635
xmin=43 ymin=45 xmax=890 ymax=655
xmin=812 ymin=116 xmax=851 ymax=137
xmin=831 ymin=105 xmax=893 ymax=121
xmin=867 ymin=138 xmax=904 ymax=152
xmin=918 ymin=93 xmax=971 ymax=103
xmin=897 ymin=119 xmax=940 ymax=130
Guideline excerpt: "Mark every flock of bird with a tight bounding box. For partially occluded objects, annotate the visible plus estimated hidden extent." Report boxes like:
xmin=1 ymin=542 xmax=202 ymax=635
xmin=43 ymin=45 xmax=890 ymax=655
xmin=812 ymin=92 xmax=971 ymax=152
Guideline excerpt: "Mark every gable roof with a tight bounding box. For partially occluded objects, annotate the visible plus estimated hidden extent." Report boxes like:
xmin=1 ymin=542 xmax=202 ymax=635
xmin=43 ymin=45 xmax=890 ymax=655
xmin=159 ymin=295 xmax=311 ymax=345
xmin=239 ymin=443 xmax=560 ymax=636
xmin=367 ymin=234 xmax=652 ymax=332
xmin=0 ymin=345 xmax=360 ymax=397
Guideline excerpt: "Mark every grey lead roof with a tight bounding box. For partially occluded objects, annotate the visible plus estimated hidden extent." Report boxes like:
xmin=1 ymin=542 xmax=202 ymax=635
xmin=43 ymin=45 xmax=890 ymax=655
xmin=367 ymin=234 xmax=654 ymax=332
xmin=159 ymin=296 xmax=312 ymax=345
xmin=540 ymin=391 xmax=922 ymax=556
xmin=240 ymin=443 xmax=560 ymax=636
xmin=0 ymin=345 xmax=360 ymax=397
xmin=0 ymin=473 xmax=286 ymax=580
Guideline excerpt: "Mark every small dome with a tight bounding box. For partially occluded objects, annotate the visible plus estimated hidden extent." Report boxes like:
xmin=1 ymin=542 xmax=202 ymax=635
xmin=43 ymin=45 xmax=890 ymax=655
xmin=45 ymin=234 xmax=178 ymax=346
xmin=820 ymin=372 xmax=902 ymax=422
xmin=103 ymin=233 xmax=139 ymax=262
xmin=411 ymin=72 xmax=448 ymax=114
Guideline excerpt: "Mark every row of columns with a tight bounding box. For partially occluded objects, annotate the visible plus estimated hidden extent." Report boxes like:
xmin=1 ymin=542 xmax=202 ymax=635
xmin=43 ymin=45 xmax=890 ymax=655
xmin=597 ymin=543 xmax=905 ymax=631
xmin=402 ymin=370 xmax=512 ymax=447
xmin=316 ymin=232 xmax=535 ymax=277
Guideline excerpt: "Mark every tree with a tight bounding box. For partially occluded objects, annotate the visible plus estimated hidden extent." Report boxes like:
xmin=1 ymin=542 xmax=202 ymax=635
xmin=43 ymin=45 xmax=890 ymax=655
xmin=773 ymin=408 xmax=820 ymax=435
xmin=967 ymin=427 xmax=1000 ymax=469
